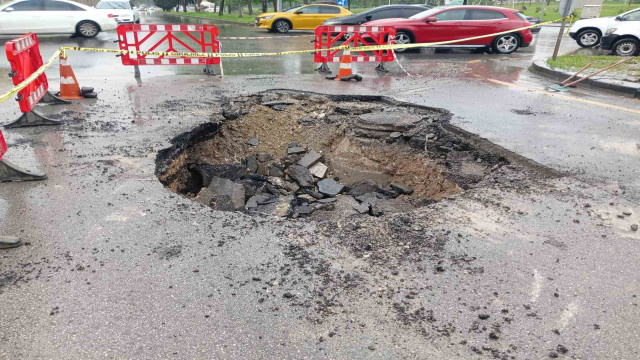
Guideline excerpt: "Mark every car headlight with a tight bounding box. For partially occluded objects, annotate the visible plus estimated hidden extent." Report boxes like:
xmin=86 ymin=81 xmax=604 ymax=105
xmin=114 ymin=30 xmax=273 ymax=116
xmin=605 ymin=27 xmax=617 ymax=35
xmin=262 ymin=15 xmax=273 ymax=20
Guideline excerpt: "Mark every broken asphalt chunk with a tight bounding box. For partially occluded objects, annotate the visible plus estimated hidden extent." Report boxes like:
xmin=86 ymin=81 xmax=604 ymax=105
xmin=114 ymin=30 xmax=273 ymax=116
xmin=287 ymin=146 xmax=307 ymax=155
xmin=317 ymin=178 xmax=344 ymax=197
xmin=390 ymin=183 xmax=414 ymax=195
xmin=298 ymin=150 xmax=322 ymax=168
xmin=247 ymin=137 xmax=260 ymax=146
xmin=286 ymin=165 xmax=314 ymax=188
xmin=309 ymin=162 xmax=328 ymax=178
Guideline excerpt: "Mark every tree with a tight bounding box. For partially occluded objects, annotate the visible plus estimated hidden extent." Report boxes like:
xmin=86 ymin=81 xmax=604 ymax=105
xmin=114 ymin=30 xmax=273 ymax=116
xmin=218 ymin=0 xmax=225 ymax=14
xmin=154 ymin=0 xmax=179 ymax=11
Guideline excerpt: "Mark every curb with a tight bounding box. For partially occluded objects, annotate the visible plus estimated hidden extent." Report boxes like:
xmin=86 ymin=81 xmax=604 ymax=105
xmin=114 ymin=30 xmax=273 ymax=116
xmin=529 ymin=59 xmax=640 ymax=98
xmin=163 ymin=12 xmax=255 ymax=27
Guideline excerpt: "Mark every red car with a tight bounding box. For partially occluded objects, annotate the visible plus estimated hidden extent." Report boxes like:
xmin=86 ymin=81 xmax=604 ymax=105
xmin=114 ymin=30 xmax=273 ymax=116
xmin=364 ymin=6 xmax=533 ymax=54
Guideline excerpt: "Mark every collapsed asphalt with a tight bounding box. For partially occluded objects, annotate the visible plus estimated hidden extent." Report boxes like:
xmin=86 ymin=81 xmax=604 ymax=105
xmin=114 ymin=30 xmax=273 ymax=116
xmin=158 ymin=91 xmax=523 ymax=220
xmin=1 ymin=14 xmax=640 ymax=360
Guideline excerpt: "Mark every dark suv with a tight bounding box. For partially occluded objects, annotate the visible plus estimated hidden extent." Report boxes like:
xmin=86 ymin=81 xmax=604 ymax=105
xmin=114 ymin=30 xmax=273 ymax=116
xmin=322 ymin=5 xmax=430 ymax=26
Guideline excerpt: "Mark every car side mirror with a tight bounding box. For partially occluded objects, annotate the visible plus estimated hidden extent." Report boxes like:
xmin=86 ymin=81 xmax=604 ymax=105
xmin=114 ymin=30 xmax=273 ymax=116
xmin=295 ymin=10 xmax=303 ymax=14
xmin=425 ymin=16 xmax=438 ymax=22
xmin=615 ymin=15 xmax=622 ymax=21
xmin=365 ymin=14 xmax=372 ymax=20
xmin=3 ymin=7 xmax=14 ymax=12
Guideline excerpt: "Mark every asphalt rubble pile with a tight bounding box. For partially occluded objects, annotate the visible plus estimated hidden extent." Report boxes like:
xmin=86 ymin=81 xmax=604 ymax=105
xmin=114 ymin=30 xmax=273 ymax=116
xmin=190 ymin=142 xmax=416 ymax=218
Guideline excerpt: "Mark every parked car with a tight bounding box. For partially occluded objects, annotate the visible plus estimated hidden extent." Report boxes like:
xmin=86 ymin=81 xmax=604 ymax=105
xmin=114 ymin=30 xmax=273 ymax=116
xmin=95 ymin=0 xmax=139 ymax=23
xmin=526 ymin=16 xmax=541 ymax=34
xmin=601 ymin=19 xmax=640 ymax=56
xmin=364 ymin=6 xmax=533 ymax=54
xmin=255 ymin=4 xmax=351 ymax=33
xmin=568 ymin=7 xmax=640 ymax=48
xmin=203 ymin=6 xmax=216 ymax=13
xmin=322 ymin=5 xmax=430 ymax=26
xmin=0 ymin=0 xmax=118 ymax=38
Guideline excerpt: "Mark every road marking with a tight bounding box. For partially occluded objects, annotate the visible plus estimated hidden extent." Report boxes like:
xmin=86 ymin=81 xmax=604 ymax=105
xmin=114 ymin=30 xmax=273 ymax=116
xmin=485 ymin=78 xmax=640 ymax=115
xmin=466 ymin=59 xmax=482 ymax=64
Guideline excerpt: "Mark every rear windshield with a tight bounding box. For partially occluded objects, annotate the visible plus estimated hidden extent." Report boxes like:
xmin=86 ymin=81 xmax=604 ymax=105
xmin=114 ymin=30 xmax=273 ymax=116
xmin=96 ymin=1 xmax=131 ymax=9
xmin=515 ymin=12 xmax=527 ymax=20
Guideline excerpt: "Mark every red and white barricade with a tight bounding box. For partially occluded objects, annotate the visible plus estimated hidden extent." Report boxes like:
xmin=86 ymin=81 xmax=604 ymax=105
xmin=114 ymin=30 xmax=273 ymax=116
xmin=4 ymin=33 xmax=66 ymax=128
xmin=0 ymin=129 xmax=46 ymax=182
xmin=314 ymin=25 xmax=396 ymax=73
xmin=117 ymin=24 xmax=221 ymax=77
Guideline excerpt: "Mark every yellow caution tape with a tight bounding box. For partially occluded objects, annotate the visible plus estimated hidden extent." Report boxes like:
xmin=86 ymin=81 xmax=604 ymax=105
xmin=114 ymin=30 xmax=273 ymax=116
xmin=1 ymin=16 xmax=570 ymax=105
xmin=61 ymin=16 xmax=569 ymax=58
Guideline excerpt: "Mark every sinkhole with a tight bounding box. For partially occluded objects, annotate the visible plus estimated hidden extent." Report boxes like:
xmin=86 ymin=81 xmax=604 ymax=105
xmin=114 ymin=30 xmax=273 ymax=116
xmin=155 ymin=90 xmax=524 ymax=220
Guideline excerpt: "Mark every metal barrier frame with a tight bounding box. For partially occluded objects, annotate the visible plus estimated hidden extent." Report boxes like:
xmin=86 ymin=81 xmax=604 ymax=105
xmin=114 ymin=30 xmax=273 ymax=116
xmin=314 ymin=25 xmax=396 ymax=65
xmin=117 ymin=23 xmax=221 ymax=76
xmin=4 ymin=33 xmax=64 ymax=128
xmin=5 ymin=33 xmax=48 ymax=113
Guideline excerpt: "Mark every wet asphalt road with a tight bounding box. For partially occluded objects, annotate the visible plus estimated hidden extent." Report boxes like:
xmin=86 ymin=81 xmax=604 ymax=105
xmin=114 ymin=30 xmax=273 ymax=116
xmin=1 ymin=11 xmax=640 ymax=360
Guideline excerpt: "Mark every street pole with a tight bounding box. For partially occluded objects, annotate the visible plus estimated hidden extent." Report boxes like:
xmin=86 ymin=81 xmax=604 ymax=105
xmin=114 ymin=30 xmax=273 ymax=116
xmin=552 ymin=0 xmax=575 ymax=60
xmin=277 ymin=0 xmax=281 ymax=11
xmin=551 ymin=18 xmax=566 ymax=60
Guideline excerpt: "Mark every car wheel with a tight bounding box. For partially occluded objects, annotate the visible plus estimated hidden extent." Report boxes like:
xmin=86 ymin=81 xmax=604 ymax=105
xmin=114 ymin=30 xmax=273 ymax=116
xmin=135 ymin=19 xmax=141 ymax=24
xmin=576 ymin=29 xmax=600 ymax=48
xmin=273 ymin=20 xmax=290 ymax=33
xmin=492 ymin=34 xmax=520 ymax=55
xmin=394 ymin=31 xmax=412 ymax=53
xmin=77 ymin=21 xmax=100 ymax=38
xmin=612 ymin=38 xmax=640 ymax=56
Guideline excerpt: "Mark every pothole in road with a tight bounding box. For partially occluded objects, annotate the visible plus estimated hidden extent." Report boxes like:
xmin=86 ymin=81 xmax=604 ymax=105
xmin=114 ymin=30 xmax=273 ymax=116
xmin=155 ymin=90 xmax=521 ymax=220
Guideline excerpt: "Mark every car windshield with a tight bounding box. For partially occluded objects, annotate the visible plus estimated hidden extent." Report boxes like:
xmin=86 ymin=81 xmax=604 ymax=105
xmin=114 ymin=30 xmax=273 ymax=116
xmin=408 ymin=7 xmax=441 ymax=19
xmin=285 ymin=6 xmax=301 ymax=12
xmin=96 ymin=1 xmax=130 ymax=9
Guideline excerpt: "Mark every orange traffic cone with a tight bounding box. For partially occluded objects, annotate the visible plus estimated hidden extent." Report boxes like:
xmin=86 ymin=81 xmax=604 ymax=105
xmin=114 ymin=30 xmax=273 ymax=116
xmin=59 ymin=53 xmax=83 ymax=100
xmin=325 ymin=50 xmax=362 ymax=82
xmin=334 ymin=49 xmax=352 ymax=80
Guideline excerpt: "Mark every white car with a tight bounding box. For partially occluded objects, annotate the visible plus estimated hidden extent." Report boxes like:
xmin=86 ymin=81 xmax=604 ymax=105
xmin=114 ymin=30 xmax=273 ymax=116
xmin=0 ymin=0 xmax=118 ymax=38
xmin=95 ymin=0 xmax=139 ymax=24
xmin=601 ymin=17 xmax=640 ymax=56
xmin=568 ymin=7 xmax=640 ymax=48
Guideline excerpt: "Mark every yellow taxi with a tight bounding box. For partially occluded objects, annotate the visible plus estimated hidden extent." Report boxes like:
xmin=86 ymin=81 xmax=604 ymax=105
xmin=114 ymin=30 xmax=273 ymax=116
xmin=255 ymin=4 xmax=352 ymax=33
